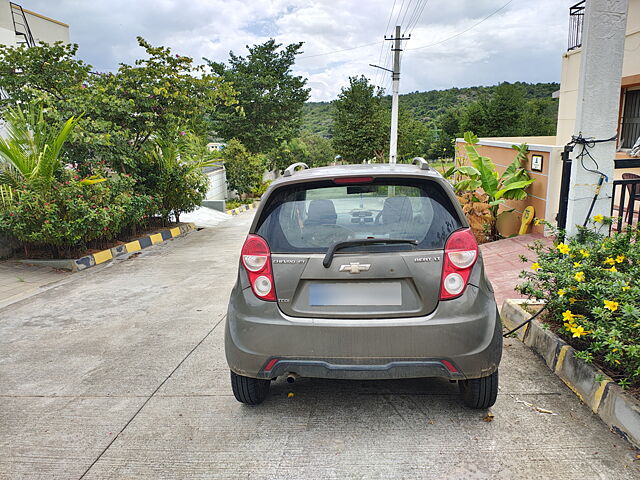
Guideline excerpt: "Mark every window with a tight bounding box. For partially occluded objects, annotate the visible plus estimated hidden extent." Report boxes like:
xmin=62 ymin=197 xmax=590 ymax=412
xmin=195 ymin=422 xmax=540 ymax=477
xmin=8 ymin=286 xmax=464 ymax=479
xmin=255 ymin=178 xmax=462 ymax=253
xmin=621 ymin=89 xmax=640 ymax=149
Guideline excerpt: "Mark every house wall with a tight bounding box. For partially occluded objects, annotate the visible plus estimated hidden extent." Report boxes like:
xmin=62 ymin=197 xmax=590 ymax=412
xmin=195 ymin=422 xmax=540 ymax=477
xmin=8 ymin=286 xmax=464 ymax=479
xmin=0 ymin=1 xmax=14 ymax=45
xmin=23 ymin=8 xmax=69 ymax=44
xmin=0 ymin=1 xmax=69 ymax=46
xmin=455 ymin=137 xmax=564 ymax=236
xmin=205 ymin=167 xmax=226 ymax=201
xmin=557 ymin=0 xmax=640 ymax=145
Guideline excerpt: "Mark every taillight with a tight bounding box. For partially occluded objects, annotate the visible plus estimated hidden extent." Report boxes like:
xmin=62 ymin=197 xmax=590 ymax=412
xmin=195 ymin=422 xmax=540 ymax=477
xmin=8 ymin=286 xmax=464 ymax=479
xmin=241 ymin=234 xmax=276 ymax=301
xmin=440 ymin=228 xmax=478 ymax=300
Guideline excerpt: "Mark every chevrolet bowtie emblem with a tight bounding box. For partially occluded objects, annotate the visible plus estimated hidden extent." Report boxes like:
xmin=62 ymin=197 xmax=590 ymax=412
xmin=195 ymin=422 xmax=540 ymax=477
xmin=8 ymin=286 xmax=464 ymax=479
xmin=339 ymin=262 xmax=371 ymax=274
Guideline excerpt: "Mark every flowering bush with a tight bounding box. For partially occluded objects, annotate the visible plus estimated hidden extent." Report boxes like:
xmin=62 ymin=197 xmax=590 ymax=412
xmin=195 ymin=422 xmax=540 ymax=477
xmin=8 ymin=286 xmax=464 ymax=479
xmin=0 ymin=171 xmax=152 ymax=257
xmin=517 ymin=218 xmax=640 ymax=389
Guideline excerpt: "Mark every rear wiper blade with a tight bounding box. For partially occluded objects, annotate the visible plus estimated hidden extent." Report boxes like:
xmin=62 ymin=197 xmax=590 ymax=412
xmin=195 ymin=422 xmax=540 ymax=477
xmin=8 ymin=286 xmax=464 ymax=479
xmin=323 ymin=238 xmax=418 ymax=268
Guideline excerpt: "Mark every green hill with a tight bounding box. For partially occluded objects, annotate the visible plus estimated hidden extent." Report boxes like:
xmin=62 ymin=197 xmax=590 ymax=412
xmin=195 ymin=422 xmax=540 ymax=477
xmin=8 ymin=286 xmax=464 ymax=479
xmin=303 ymin=81 xmax=559 ymax=138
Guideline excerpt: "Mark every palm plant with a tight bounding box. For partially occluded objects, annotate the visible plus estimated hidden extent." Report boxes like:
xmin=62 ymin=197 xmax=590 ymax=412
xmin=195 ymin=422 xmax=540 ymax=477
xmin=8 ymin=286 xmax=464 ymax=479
xmin=144 ymin=131 xmax=220 ymax=222
xmin=0 ymin=100 xmax=78 ymax=205
xmin=453 ymin=131 xmax=534 ymax=240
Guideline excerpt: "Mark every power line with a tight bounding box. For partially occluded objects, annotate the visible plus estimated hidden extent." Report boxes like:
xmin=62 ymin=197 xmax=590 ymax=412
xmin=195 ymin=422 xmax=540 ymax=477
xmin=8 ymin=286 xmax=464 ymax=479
xmin=297 ymin=40 xmax=381 ymax=60
xmin=406 ymin=0 xmax=514 ymax=51
xmin=399 ymin=0 xmax=415 ymax=27
xmin=407 ymin=0 xmax=430 ymax=35
xmin=374 ymin=0 xmax=400 ymax=89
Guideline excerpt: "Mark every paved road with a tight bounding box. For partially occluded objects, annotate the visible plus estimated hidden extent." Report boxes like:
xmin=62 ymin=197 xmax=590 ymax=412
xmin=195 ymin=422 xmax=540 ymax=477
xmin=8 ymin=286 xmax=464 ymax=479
xmin=1 ymin=214 xmax=638 ymax=479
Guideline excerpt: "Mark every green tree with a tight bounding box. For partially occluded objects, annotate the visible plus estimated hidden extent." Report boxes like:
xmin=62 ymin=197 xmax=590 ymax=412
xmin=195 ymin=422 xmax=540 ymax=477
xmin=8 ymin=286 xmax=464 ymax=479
xmin=208 ymin=40 xmax=310 ymax=154
xmin=269 ymin=138 xmax=308 ymax=173
xmin=431 ymin=108 xmax=462 ymax=158
xmin=222 ymin=139 xmax=265 ymax=197
xmin=0 ymin=39 xmax=238 ymax=175
xmin=299 ymin=133 xmax=335 ymax=168
xmin=396 ymin=107 xmax=431 ymax=162
xmin=521 ymin=98 xmax=557 ymax=136
xmin=143 ymin=131 xmax=217 ymax=223
xmin=331 ymin=76 xmax=387 ymax=163
xmin=461 ymin=83 xmax=525 ymax=137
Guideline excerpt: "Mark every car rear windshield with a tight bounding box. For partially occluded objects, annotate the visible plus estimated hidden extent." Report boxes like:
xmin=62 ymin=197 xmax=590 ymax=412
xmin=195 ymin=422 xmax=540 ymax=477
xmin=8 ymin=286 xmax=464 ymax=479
xmin=255 ymin=178 xmax=462 ymax=253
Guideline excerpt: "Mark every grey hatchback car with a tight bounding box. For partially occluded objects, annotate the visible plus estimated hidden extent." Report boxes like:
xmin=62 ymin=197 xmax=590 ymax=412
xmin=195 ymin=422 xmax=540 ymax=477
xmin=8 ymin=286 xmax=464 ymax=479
xmin=225 ymin=161 xmax=502 ymax=408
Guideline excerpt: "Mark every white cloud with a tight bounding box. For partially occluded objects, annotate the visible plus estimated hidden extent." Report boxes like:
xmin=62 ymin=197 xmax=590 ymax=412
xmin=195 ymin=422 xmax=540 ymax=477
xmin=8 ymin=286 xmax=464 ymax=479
xmin=21 ymin=0 xmax=576 ymax=101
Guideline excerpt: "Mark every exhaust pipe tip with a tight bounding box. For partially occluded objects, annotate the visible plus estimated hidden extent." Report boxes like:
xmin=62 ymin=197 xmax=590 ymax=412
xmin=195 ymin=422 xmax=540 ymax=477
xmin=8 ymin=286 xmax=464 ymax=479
xmin=286 ymin=373 xmax=299 ymax=383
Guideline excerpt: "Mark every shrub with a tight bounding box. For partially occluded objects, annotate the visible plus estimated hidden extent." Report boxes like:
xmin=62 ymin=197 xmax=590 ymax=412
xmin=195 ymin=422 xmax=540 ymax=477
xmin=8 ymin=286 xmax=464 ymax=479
xmin=252 ymin=180 xmax=271 ymax=199
xmin=140 ymin=132 xmax=217 ymax=223
xmin=453 ymin=132 xmax=534 ymax=241
xmin=517 ymin=218 xmax=640 ymax=389
xmin=222 ymin=139 xmax=264 ymax=197
xmin=0 ymin=171 xmax=148 ymax=257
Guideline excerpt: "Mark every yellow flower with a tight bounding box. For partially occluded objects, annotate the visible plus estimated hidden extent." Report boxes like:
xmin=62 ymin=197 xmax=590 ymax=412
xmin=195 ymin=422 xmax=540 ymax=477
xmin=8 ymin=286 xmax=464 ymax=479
xmin=564 ymin=321 xmax=576 ymax=329
xmin=593 ymin=214 xmax=604 ymax=223
xmin=571 ymin=325 xmax=588 ymax=338
xmin=562 ymin=310 xmax=576 ymax=322
xmin=573 ymin=262 xmax=582 ymax=268
xmin=531 ymin=262 xmax=541 ymax=272
xmin=574 ymin=271 xmax=585 ymax=282
xmin=556 ymin=243 xmax=570 ymax=255
xmin=579 ymin=249 xmax=590 ymax=258
xmin=608 ymin=266 xmax=617 ymax=273
xmin=603 ymin=257 xmax=615 ymax=265
xmin=622 ymin=283 xmax=630 ymax=291
xmin=603 ymin=300 xmax=619 ymax=312
xmin=569 ymin=297 xmax=578 ymax=304
xmin=615 ymin=255 xmax=625 ymax=263
xmin=558 ymin=289 xmax=566 ymax=297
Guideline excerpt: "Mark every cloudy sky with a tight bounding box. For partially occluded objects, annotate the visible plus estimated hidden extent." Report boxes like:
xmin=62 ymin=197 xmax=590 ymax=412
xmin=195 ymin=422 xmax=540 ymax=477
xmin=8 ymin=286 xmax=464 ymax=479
xmin=24 ymin=0 xmax=576 ymax=101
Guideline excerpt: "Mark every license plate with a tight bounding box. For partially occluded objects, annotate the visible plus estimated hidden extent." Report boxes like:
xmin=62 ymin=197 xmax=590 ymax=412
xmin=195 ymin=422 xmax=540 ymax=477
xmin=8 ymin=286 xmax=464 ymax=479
xmin=309 ymin=282 xmax=402 ymax=306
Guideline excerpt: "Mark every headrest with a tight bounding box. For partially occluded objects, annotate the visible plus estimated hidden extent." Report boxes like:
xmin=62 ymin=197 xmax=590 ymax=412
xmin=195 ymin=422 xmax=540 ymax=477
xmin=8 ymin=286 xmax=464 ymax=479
xmin=305 ymin=199 xmax=337 ymax=226
xmin=382 ymin=196 xmax=413 ymax=225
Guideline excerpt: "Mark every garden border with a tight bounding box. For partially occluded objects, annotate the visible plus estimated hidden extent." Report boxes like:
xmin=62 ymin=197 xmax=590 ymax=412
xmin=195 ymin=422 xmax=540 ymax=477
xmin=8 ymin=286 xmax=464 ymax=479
xmin=226 ymin=201 xmax=259 ymax=216
xmin=501 ymin=298 xmax=640 ymax=449
xmin=18 ymin=223 xmax=196 ymax=272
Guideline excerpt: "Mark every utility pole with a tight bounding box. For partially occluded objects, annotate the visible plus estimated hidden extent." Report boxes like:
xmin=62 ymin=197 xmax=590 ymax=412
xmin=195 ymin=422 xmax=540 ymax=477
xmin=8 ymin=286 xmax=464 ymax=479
xmin=370 ymin=26 xmax=410 ymax=164
xmin=387 ymin=26 xmax=409 ymax=164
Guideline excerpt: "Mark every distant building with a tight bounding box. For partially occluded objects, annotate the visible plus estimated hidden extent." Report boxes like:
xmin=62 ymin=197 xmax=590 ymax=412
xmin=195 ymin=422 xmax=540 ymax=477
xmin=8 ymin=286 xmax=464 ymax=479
xmin=207 ymin=142 xmax=226 ymax=152
xmin=0 ymin=1 xmax=69 ymax=47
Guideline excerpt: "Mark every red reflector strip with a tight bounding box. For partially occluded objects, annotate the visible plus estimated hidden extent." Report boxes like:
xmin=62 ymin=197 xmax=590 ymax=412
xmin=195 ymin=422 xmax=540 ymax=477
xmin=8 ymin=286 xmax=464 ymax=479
xmin=263 ymin=358 xmax=279 ymax=371
xmin=333 ymin=176 xmax=374 ymax=184
xmin=441 ymin=360 xmax=458 ymax=373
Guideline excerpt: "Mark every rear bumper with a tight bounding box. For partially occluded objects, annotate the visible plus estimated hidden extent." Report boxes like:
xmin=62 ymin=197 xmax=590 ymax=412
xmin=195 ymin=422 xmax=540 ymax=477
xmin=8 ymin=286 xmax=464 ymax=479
xmin=255 ymin=359 xmax=464 ymax=380
xmin=225 ymin=282 xmax=502 ymax=381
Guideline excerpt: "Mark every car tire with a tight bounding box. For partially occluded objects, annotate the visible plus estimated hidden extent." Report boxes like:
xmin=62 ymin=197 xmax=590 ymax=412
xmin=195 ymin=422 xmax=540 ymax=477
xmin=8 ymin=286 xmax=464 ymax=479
xmin=459 ymin=370 xmax=498 ymax=409
xmin=230 ymin=371 xmax=270 ymax=405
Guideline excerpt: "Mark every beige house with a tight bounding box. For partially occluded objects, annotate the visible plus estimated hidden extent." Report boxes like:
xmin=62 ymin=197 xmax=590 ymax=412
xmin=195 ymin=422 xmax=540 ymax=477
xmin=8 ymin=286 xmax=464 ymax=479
xmin=0 ymin=1 xmax=69 ymax=47
xmin=456 ymin=0 xmax=640 ymax=235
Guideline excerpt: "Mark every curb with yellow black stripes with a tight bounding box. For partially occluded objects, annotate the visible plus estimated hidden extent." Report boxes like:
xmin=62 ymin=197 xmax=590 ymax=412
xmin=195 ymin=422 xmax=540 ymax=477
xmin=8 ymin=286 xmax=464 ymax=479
xmin=501 ymin=299 xmax=640 ymax=449
xmin=226 ymin=201 xmax=259 ymax=216
xmin=72 ymin=223 xmax=196 ymax=271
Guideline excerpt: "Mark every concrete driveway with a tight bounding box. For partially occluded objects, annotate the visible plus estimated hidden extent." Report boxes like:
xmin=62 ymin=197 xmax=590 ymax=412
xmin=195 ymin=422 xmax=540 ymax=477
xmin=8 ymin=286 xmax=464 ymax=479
xmin=1 ymin=214 xmax=638 ymax=479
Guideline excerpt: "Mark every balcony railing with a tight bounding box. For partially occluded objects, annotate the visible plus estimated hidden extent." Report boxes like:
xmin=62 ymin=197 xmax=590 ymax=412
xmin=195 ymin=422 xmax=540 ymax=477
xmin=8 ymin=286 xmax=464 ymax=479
xmin=568 ymin=1 xmax=586 ymax=51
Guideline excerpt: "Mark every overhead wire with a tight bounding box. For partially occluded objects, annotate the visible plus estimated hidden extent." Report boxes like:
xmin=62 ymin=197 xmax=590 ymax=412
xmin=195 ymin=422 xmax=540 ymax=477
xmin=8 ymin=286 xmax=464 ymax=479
xmin=405 ymin=0 xmax=514 ymax=52
xmin=374 ymin=0 xmax=398 ymax=89
xmin=407 ymin=0 xmax=430 ymax=36
xmin=399 ymin=0 xmax=415 ymax=27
